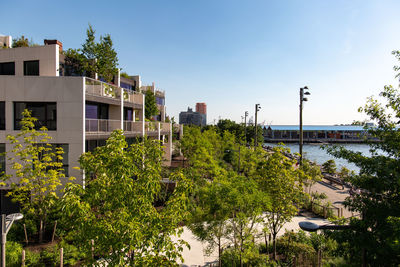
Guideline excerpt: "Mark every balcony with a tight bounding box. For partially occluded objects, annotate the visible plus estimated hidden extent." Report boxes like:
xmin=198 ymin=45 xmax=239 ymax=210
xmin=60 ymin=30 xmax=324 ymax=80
xmin=145 ymin=121 xmax=158 ymax=135
xmin=160 ymin=122 xmax=171 ymax=134
xmin=125 ymin=90 xmax=144 ymax=105
xmin=123 ymin=121 xmax=143 ymax=134
xmin=85 ymin=78 xmax=143 ymax=105
xmin=85 ymin=119 xmax=121 ymax=134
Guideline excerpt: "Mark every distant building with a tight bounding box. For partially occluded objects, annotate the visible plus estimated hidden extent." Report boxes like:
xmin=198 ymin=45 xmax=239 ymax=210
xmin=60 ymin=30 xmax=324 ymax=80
xmin=179 ymin=107 xmax=206 ymax=126
xmin=196 ymin=102 xmax=207 ymax=115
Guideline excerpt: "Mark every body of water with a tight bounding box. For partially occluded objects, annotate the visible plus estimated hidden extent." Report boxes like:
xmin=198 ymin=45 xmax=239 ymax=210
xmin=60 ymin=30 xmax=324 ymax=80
xmin=264 ymin=143 xmax=374 ymax=173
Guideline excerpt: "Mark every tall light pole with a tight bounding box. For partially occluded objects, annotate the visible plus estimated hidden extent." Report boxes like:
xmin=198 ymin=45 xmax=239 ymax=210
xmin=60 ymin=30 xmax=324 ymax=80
xmin=299 ymin=86 xmax=310 ymax=166
xmin=1 ymin=213 xmax=23 ymax=267
xmin=255 ymin=104 xmax=261 ymax=147
xmin=244 ymin=111 xmax=248 ymax=145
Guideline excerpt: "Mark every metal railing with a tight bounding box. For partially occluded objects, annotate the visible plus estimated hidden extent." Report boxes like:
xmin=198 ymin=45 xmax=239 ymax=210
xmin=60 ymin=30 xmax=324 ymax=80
xmin=85 ymin=78 xmax=121 ymax=100
xmin=145 ymin=121 xmax=158 ymax=133
xmin=160 ymin=122 xmax=171 ymax=133
xmin=85 ymin=119 xmax=121 ymax=133
xmin=85 ymin=78 xmax=144 ymax=105
xmin=123 ymin=121 xmax=143 ymax=133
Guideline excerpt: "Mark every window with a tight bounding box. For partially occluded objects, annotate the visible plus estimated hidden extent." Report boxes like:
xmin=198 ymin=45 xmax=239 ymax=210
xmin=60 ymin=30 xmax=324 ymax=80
xmin=156 ymin=97 xmax=165 ymax=106
xmin=0 ymin=62 xmax=15 ymax=75
xmin=86 ymin=139 xmax=106 ymax=152
xmin=24 ymin=60 xmax=39 ymax=76
xmin=0 ymin=144 xmax=5 ymax=174
xmin=124 ymin=107 xmax=133 ymax=121
xmin=0 ymin=102 xmax=4 ymax=130
xmin=85 ymin=102 xmax=108 ymax=119
xmin=14 ymin=102 xmax=57 ymax=130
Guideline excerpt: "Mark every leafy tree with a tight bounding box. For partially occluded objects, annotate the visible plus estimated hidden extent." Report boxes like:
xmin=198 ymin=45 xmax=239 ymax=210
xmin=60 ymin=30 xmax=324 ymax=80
xmin=96 ymin=34 xmax=118 ymax=82
xmin=12 ymin=35 xmax=36 ymax=48
xmin=1 ymin=110 xmax=68 ymax=243
xmin=61 ymin=130 xmax=191 ymax=265
xmin=254 ymin=146 xmax=305 ymax=260
xmin=325 ymin=53 xmax=400 ymax=265
xmin=120 ymin=71 xmax=130 ymax=79
xmin=301 ymin=160 xmax=322 ymax=194
xmin=322 ymin=159 xmax=337 ymax=174
xmin=189 ymin=176 xmax=233 ymax=266
xmin=64 ymin=24 xmax=118 ymax=82
xmin=216 ymin=119 xmax=263 ymax=146
xmin=145 ymin=89 xmax=159 ymax=120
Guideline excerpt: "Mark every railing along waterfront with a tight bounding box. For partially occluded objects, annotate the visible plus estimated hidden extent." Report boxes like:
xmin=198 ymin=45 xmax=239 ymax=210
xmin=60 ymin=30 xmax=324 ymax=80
xmin=86 ymin=119 xmax=121 ymax=133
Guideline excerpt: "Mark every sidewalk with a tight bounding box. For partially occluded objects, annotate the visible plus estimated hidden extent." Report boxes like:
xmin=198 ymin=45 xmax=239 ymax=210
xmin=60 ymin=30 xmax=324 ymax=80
xmin=310 ymin=180 xmax=355 ymax=218
xmin=175 ymin=215 xmax=328 ymax=267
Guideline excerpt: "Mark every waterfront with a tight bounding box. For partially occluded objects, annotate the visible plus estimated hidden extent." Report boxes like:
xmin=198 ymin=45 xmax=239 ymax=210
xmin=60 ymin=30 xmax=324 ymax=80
xmin=264 ymin=143 xmax=374 ymax=172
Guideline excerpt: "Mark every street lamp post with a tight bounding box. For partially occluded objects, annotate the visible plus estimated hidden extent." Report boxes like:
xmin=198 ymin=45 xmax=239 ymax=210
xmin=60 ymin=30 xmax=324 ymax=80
xmin=244 ymin=111 xmax=248 ymax=146
xmin=255 ymin=104 xmax=261 ymax=147
xmin=299 ymin=87 xmax=310 ymax=166
xmin=1 ymin=213 xmax=23 ymax=267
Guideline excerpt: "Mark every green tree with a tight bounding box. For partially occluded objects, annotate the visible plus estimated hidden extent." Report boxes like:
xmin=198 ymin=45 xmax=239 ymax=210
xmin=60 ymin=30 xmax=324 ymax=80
xmin=61 ymin=130 xmax=191 ymax=265
xmin=145 ymin=89 xmax=159 ymax=120
xmin=322 ymin=159 xmax=337 ymax=174
xmin=255 ymin=146 xmax=305 ymax=260
xmin=1 ymin=110 xmax=68 ymax=243
xmin=189 ymin=176 xmax=233 ymax=266
xmin=325 ymin=55 xmax=400 ymax=264
xmin=64 ymin=24 xmax=119 ymax=82
xmin=12 ymin=35 xmax=35 ymax=48
xmin=301 ymin=160 xmax=322 ymax=194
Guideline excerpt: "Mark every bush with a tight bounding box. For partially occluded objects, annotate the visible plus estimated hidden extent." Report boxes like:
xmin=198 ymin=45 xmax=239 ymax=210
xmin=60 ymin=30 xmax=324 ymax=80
xmin=6 ymin=241 xmax=23 ymax=266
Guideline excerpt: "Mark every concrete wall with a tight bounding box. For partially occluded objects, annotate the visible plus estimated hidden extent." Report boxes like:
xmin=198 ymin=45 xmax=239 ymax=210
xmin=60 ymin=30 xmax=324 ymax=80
xmin=0 ymin=76 xmax=85 ymax=185
xmin=0 ymin=45 xmax=59 ymax=77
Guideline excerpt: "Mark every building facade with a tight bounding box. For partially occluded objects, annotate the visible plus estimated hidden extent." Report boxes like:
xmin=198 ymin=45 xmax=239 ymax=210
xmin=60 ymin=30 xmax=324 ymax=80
xmin=179 ymin=107 xmax=206 ymax=126
xmin=263 ymin=125 xmax=373 ymax=143
xmin=0 ymin=37 xmax=173 ymax=190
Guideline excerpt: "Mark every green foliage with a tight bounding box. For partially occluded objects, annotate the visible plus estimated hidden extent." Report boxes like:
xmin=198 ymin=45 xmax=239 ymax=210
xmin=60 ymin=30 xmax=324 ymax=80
xmin=322 ymin=159 xmax=337 ymax=174
xmin=6 ymin=241 xmax=23 ymax=266
xmin=254 ymin=145 xmax=306 ymax=259
xmin=1 ymin=110 xmax=69 ymax=243
xmin=301 ymin=160 xmax=323 ymax=194
xmin=61 ymin=130 xmax=192 ymax=265
xmin=12 ymin=35 xmax=36 ymax=48
xmin=324 ymin=55 xmax=400 ymax=265
xmin=64 ymin=24 xmax=118 ymax=82
xmin=216 ymin=119 xmax=263 ymax=145
xmin=120 ymin=71 xmax=130 ymax=78
xmin=145 ymin=89 xmax=159 ymax=120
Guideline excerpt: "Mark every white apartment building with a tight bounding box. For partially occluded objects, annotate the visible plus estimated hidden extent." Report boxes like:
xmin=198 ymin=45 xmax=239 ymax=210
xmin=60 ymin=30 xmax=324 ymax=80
xmin=0 ymin=38 xmax=173 ymax=198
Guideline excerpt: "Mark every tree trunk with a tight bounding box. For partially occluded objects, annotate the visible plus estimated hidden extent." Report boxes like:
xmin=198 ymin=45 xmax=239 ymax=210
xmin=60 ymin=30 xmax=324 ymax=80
xmin=218 ymin=237 xmax=222 ymax=267
xmin=273 ymin=232 xmax=277 ymax=261
xmin=39 ymin=219 xmax=43 ymax=243
xmin=264 ymin=232 xmax=268 ymax=254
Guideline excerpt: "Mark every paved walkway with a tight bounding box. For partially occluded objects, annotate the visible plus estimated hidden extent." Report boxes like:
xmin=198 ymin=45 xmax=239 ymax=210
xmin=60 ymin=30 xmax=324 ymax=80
xmin=176 ymin=215 xmax=328 ymax=267
xmin=310 ymin=179 xmax=355 ymax=218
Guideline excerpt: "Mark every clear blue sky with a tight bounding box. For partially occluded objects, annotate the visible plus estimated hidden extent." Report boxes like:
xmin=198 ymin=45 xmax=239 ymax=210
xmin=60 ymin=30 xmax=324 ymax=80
xmin=2 ymin=0 xmax=400 ymax=125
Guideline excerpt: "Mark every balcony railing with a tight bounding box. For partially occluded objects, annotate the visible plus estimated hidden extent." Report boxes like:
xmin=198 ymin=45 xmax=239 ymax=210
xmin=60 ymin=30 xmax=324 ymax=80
xmin=125 ymin=90 xmax=144 ymax=105
xmin=85 ymin=78 xmax=121 ymax=100
xmin=160 ymin=122 xmax=171 ymax=133
xmin=123 ymin=121 xmax=143 ymax=133
xmin=145 ymin=121 xmax=158 ymax=133
xmin=85 ymin=77 xmax=143 ymax=105
xmin=86 ymin=119 xmax=121 ymax=133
